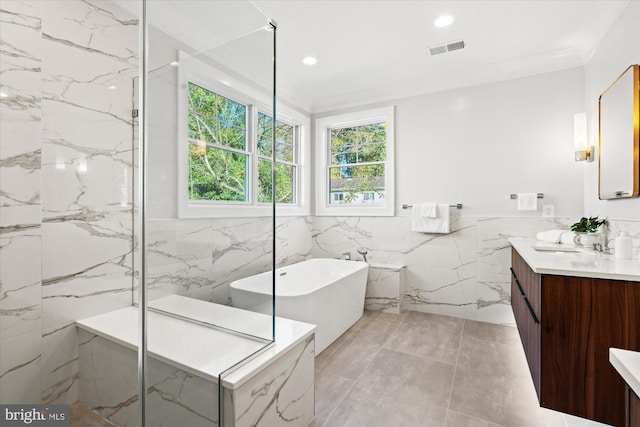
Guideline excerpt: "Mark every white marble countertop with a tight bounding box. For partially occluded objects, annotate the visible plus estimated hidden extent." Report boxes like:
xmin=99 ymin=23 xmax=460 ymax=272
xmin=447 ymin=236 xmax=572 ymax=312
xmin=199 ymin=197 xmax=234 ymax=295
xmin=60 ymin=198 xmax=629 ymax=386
xmin=76 ymin=296 xmax=315 ymax=389
xmin=509 ymin=238 xmax=640 ymax=282
xmin=610 ymin=348 xmax=640 ymax=397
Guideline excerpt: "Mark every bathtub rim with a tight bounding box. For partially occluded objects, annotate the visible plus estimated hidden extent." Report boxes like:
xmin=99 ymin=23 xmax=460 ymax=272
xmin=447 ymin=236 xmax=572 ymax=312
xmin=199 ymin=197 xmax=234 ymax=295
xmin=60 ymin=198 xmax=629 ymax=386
xmin=230 ymin=258 xmax=369 ymax=297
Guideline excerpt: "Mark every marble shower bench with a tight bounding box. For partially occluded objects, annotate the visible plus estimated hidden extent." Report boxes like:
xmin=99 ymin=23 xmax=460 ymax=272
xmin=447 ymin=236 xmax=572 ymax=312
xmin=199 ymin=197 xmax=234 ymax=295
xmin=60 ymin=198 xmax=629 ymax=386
xmin=364 ymin=263 xmax=407 ymax=314
xmin=75 ymin=295 xmax=316 ymax=427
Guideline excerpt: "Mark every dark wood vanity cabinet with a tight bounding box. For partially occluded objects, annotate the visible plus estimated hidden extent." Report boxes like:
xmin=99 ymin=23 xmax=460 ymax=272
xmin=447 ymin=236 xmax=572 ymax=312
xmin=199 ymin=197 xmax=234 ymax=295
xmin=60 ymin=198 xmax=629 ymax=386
xmin=627 ymin=387 xmax=640 ymax=427
xmin=511 ymin=248 xmax=640 ymax=427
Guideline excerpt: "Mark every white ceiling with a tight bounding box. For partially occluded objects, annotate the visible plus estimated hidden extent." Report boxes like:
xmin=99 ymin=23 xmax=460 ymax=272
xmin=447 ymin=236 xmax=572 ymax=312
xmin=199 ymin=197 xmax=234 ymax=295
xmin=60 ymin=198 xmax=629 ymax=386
xmin=120 ymin=0 xmax=629 ymax=114
xmin=249 ymin=0 xmax=628 ymax=114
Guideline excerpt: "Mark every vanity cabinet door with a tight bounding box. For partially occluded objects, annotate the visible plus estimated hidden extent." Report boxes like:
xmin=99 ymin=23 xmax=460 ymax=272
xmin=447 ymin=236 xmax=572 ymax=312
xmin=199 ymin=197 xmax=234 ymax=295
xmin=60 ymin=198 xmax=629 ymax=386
xmin=540 ymin=276 xmax=640 ymax=427
xmin=510 ymin=249 xmax=541 ymax=399
xmin=628 ymin=387 xmax=640 ymax=427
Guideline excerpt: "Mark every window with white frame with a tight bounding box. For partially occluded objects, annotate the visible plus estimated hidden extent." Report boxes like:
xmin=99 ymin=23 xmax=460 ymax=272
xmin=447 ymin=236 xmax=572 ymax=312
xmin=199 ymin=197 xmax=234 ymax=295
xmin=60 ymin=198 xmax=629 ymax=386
xmin=315 ymin=106 xmax=395 ymax=216
xmin=257 ymin=112 xmax=297 ymax=204
xmin=178 ymin=56 xmax=310 ymax=218
xmin=187 ymin=83 xmax=250 ymax=202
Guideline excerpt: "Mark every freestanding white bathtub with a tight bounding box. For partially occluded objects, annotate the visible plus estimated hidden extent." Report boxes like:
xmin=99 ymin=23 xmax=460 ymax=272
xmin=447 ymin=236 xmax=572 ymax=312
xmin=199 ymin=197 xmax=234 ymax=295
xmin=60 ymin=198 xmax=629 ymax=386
xmin=230 ymin=258 xmax=369 ymax=354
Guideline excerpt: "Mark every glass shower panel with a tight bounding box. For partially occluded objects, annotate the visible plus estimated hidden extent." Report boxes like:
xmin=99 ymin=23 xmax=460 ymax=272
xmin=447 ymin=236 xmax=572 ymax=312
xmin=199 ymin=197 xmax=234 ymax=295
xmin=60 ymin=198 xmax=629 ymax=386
xmin=142 ymin=1 xmax=275 ymax=426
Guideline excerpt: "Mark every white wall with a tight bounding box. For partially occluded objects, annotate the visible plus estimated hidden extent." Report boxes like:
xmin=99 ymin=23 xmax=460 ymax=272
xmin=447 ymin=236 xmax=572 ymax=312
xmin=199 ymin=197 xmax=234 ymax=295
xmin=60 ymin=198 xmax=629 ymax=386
xmin=310 ymin=68 xmax=586 ymax=324
xmin=317 ymin=67 xmax=586 ymax=218
xmin=395 ymin=67 xmax=585 ymax=217
xmin=584 ymin=0 xmax=640 ymax=220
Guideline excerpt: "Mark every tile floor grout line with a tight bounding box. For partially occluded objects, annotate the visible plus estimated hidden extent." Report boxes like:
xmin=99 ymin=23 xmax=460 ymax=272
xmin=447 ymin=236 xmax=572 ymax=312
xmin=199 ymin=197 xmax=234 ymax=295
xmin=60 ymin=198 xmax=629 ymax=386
xmin=443 ymin=318 xmax=466 ymax=426
xmin=316 ymin=372 xmax=358 ymax=427
xmin=447 ymin=408 xmax=507 ymax=427
xmin=379 ymin=311 xmax=407 ymax=351
xmin=323 ymin=313 xmax=410 ymax=424
xmin=317 ymin=311 xmax=404 ymax=426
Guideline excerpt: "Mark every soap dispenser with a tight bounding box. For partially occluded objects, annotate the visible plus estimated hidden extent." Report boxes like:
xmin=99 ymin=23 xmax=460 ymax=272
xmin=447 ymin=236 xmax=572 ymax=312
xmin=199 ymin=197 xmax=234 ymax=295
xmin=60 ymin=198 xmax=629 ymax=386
xmin=614 ymin=231 xmax=632 ymax=260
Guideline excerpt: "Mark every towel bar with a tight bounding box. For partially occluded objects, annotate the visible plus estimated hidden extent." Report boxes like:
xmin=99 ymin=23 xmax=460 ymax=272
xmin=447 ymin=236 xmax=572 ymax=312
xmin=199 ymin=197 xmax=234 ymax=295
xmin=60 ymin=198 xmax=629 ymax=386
xmin=510 ymin=193 xmax=544 ymax=199
xmin=402 ymin=203 xmax=463 ymax=209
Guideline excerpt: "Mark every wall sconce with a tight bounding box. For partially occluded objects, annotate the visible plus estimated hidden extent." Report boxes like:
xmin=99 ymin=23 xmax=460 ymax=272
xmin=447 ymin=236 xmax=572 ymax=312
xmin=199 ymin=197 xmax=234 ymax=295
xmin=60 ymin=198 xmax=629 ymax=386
xmin=574 ymin=112 xmax=593 ymax=162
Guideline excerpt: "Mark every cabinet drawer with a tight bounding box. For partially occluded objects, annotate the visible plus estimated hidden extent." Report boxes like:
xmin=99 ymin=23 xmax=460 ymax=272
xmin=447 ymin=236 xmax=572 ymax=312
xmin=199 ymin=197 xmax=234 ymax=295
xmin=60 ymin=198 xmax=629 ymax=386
xmin=511 ymin=248 xmax=541 ymax=319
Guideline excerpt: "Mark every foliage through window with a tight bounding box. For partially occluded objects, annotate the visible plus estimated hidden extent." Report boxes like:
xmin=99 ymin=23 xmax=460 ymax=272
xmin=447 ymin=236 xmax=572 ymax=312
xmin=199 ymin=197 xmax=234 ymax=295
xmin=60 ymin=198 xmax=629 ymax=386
xmin=188 ymin=83 xmax=248 ymax=201
xmin=257 ymin=113 xmax=296 ymax=204
xmin=187 ymin=82 xmax=297 ymax=206
xmin=329 ymin=122 xmax=386 ymax=204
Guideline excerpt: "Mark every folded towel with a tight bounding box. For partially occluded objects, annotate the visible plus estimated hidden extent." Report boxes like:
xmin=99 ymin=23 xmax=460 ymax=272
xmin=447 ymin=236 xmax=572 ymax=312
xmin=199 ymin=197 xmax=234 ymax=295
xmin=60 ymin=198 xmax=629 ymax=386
xmin=536 ymin=230 xmax=577 ymax=244
xmin=412 ymin=203 xmax=450 ymax=233
xmin=418 ymin=202 xmax=437 ymax=218
xmin=517 ymin=193 xmax=538 ymax=211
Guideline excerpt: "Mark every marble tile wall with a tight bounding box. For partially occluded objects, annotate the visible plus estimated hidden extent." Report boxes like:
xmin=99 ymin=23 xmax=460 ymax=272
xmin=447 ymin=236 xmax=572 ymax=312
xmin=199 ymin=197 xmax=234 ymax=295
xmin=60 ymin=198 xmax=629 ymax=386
xmin=78 ymin=330 xmax=214 ymax=427
xmin=364 ymin=266 xmax=405 ymax=314
xmin=147 ymin=213 xmax=640 ymax=327
xmin=0 ymin=0 xmax=43 ymax=405
xmin=0 ymin=0 xmax=137 ymax=405
xmin=78 ymin=329 xmax=315 ymax=427
xmin=223 ymin=335 xmax=315 ymax=427
xmin=143 ymin=216 xmax=313 ymax=304
xmin=311 ymin=215 xmax=578 ymax=325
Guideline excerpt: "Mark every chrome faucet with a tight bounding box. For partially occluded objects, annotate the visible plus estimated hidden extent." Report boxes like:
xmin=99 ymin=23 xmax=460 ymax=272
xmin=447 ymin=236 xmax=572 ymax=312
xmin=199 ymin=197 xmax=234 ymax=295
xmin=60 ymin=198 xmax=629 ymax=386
xmin=357 ymin=247 xmax=368 ymax=262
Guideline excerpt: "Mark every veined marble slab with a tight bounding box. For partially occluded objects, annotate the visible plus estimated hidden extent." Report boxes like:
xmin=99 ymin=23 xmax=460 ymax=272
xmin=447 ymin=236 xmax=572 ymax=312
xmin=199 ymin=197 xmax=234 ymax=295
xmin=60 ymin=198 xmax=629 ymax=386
xmin=77 ymin=297 xmax=315 ymax=427
xmin=76 ymin=296 xmax=315 ymax=389
xmin=510 ymin=238 xmax=640 ymax=281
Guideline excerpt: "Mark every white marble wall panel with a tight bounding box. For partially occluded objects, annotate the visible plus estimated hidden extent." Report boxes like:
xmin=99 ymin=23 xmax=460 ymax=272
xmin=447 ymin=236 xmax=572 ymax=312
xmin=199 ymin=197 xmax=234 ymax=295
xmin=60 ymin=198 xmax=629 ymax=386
xmin=79 ymin=329 xmax=219 ymax=427
xmin=78 ymin=330 xmax=314 ymax=427
xmin=0 ymin=0 xmax=42 ymax=226
xmin=0 ymin=224 xmax=41 ymax=338
xmin=33 ymin=0 xmax=138 ymax=406
xmin=146 ymin=360 xmax=217 ymax=427
xmin=0 ymin=330 xmax=42 ymax=404
xmin=0 ymin=0 xmax=138 ymax=406
xmin=77 ymin=330 xmax=139 ymax=426
xmin=145 ymin=217 xmax=273 ymax=304
xmin=365 ymin=267 xmax=403 ymax=314
xmin=310 ymin=215 xmax=579 ymax=325
xmin=227 ymin=335 xmax=315 ymax=427
xmin=144 ymin=216 xmax=313 ymax=305
xmin=40 ymin=324 xmax=78 ymax=404
xmin=312 ymin=216 xmax=372 ymax=259
xmin=275 ymin=216 xmax=313 ymax=267
xmin=0 ymin=0 xmax=43 ymax=405
xmin=40 ymin=0 xmax=136 ymax=223
xmin=41 ymin=221 xmax=133 ymax=331
xmin=606 ymin=219 xmax=640 ymax=257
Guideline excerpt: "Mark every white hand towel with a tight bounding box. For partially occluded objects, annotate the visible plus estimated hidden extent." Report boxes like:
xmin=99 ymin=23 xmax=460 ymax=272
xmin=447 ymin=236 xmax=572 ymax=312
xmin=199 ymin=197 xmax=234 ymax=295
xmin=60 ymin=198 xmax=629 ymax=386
xmin=419 ymin=202 xmax=437 ymax=218
xmin=411 ymin=204 xmax=450 ymax=233
xmin=517 ymin=193 xmax=538 ymax=211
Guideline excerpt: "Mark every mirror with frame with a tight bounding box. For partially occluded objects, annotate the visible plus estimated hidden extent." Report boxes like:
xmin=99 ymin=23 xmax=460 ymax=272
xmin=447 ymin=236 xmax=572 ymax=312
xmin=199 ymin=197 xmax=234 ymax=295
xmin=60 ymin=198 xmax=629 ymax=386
xmin=598 ymin=64 xmax=639 ymax=200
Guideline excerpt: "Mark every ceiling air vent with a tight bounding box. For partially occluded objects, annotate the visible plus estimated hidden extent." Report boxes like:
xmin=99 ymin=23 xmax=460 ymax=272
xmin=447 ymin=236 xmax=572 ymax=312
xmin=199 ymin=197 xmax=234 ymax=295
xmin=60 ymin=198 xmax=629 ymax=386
xmin=428 ymin=40 xmax=466 ymax=56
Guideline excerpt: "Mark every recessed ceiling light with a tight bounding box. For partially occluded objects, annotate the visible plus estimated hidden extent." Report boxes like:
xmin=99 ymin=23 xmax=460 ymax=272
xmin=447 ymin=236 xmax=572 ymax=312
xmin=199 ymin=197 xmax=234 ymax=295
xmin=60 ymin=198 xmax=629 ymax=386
xmin=302 ymin=56 xmax=317 ymax=66
xmin=434 ymin=15 xmax=454 ymax=28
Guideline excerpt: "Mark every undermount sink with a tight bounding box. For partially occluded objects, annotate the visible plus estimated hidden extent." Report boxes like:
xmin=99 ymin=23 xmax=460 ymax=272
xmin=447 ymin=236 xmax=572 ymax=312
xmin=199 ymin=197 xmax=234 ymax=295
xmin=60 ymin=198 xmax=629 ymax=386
xmin=532 ymin=245 xmax=583 ymax=253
